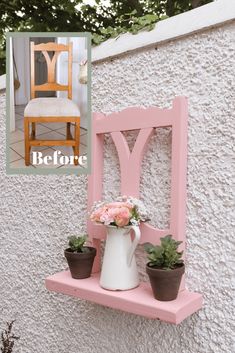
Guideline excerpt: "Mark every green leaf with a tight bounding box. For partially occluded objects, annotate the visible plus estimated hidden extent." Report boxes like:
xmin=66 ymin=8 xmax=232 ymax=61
xmin=145 ymin=24 xmax=155 ymax=32
xmin=143 ymin=242 xmax=153 ymax=253
xmin=144 ymin=235 xmax=184 ymax=269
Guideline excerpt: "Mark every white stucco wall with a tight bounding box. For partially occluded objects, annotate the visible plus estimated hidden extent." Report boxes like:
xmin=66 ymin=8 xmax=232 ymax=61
xmin=0 ymin=12 xmax=234 ymax=353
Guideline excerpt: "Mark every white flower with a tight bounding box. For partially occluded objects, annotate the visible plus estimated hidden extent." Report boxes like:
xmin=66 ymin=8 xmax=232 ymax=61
xmin=130 ymin=218 xmax=139 ymax=226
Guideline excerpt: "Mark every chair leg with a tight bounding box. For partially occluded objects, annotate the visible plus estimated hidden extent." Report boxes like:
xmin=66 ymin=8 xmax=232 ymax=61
xmin=31 ymin=122 xmax=36 ymax=139
xmin=74 ymin=120 xmax=80 ymax=166
xmin=66 ymin=122 xmax=71 ymax=139
xmin=24 ymin=118 xmax=30 ymax=166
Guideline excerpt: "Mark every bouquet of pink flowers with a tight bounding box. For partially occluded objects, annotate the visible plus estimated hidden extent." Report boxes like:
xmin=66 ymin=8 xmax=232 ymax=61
xmin=90 ymin=196 xmax=148 ymax=227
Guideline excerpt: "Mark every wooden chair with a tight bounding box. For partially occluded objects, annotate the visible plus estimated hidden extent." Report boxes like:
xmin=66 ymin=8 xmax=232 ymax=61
xmin=24 ymin=42 xmax=80 ymax=166
xmin=46 ymin=97 xmax=203 ymax=323
xmin=87 ymin=97 xmax=189 ymax=275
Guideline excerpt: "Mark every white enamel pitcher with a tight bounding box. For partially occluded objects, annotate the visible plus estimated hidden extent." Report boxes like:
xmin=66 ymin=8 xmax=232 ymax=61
xmin=100 ymin=225 xmax=140 ymax=290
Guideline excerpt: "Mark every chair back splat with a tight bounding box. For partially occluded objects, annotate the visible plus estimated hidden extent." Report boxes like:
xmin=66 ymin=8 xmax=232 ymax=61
xmin=87 ymin=97 xmax=188 ymax=275
xmin=30 ymin=42 xmax=73 ymax=99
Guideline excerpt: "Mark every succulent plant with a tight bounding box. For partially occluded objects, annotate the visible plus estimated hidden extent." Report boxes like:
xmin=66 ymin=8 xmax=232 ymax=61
xmin=144 ymin=235 xmax=184 ymax=270
xmin=68 ymin=235 xmax=89 ymax=253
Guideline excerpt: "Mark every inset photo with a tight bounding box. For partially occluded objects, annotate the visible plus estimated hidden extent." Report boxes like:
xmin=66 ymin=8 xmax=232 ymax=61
xmin=6 ymin=32 xmax=91 ymax=174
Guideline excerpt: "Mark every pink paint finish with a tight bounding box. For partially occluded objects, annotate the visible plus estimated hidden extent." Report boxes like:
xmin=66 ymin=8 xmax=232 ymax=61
xmin=46 ymin=97 xmax=203 ymax=322
xmin=46 ymin=271 xmax=203 ymax=324
xmin=87 ymin=97 xmax=188 ymax=264
xmin=111 ymin=128 xmax=154 ymax=197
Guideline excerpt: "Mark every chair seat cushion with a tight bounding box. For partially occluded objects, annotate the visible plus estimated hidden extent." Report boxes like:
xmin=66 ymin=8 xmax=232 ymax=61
xmin=24 ymin=98 xmax=80 ymax=117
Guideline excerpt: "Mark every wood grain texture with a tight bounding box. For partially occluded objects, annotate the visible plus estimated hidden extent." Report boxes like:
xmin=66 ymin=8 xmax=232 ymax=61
xmin=30 ymin=41 xmax=73 ymax=99
xmin=29 ymin=139 xmax=76 ymax=147
xmin=24 ymin=118 xmax=30 ymax=166
xmin=26 ymin=116 xmax=79 ymax=123
xmin=30 ymin=42 xmax=35 ymax=99
xmin=33 ymin=42 xmax=69 ymax=51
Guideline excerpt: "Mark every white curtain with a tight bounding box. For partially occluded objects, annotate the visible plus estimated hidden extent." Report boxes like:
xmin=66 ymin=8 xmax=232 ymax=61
xmin=9 ymin=37 xmax=15 ymax=132
xmin=57 ymin=37 xmax=88 ymax=129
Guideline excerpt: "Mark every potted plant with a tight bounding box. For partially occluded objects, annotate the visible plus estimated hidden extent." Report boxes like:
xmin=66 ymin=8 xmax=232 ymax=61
xmin=64 ymin=235 xmax=96 ymax=279
xmin=144 ymin=235 xmax=185 ymax=301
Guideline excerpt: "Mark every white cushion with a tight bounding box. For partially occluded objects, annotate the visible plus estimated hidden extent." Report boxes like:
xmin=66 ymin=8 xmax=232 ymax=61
xmin=24 ymin=98 xmax=80 ymax=117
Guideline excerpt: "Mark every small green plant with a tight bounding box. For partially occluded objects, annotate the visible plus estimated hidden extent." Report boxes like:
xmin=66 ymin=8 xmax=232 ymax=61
xmin=144 ymin=235 xmax=184 ymax=270
xmin=1 ymin=321 xmax=19 ymax=353
xmin=68 ymin=235 xmax=89 ymax=253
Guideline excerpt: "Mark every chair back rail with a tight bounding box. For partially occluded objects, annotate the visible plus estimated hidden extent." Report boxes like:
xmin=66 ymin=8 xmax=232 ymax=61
xmin=30 ymin=41 xmax=73 ymax=99
xmin=88 ymin=97 xmax=188 ymax=274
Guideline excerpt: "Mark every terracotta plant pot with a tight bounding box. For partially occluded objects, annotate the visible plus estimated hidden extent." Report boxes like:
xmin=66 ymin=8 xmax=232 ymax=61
xmin=146 ymin=263 xmax=185 ymax=301
xmin=64 ymin=247 xmax=96 ymax=279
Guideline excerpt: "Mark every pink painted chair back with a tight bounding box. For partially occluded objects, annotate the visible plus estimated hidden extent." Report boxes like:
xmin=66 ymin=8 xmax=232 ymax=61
xmin=88 ymin=97 xmax=188 ymax=275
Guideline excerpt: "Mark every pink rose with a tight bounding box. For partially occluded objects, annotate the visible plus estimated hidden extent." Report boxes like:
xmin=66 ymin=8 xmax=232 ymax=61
xmin=114 ymin=207 xmax=131 ymax=227
xmin=90 ymin=206 xmax=107 ymax=222
xmin=107 ymin=207 xmax=121 ymax=218
xmin=100 ymin=211 xmax=114 ymax=225
xmin=91 ymin=202 xmax=132 ymax=227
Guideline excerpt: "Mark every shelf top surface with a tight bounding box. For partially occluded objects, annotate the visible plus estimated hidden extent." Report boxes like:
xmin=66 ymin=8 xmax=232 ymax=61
xmin=46 ymin=271 xmax=203 ymax=324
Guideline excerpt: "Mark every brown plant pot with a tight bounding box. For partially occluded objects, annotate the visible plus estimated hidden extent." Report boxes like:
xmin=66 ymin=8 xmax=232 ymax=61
xmin=64 ymin=247 xmax=96 ymax=279
xmin=146 ymin=263 xmax=185 ymax=301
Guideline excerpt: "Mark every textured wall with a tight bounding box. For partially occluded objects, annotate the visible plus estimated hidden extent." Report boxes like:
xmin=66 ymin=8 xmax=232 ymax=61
xmin=0 ymin=22 xmax=234 ymax=353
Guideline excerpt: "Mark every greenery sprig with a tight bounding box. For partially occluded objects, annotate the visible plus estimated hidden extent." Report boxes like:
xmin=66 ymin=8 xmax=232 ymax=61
xmin=92 ymin=11 xmax=168 ymax=46
xmin=0 ymin=1 xmax=213 ymax=75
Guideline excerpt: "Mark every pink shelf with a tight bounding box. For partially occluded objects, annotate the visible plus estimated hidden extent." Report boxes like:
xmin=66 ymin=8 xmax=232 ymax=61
xmin=45 ymin=271 xmax=202 ymax=324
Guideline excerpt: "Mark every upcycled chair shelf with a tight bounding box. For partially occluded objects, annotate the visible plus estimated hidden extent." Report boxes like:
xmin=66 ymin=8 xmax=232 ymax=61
xmin=46 ymin=271 xmax=202 ymax=324
xmin=45 ymin=97 xmax=203 ymax=324
xmin=24 ymin=42 xmax=80 ymax=166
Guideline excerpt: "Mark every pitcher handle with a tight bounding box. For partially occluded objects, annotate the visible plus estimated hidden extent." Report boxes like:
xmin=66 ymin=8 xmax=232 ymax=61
xmin=127 ymin=225 xmax=141 ymax=267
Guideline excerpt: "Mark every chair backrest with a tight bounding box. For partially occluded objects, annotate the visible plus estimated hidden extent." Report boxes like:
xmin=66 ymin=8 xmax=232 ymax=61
xmin=87 ymin=97 xmax=188 ymax=274
xmin=30 ymin=41 xmax=73 ymax=99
